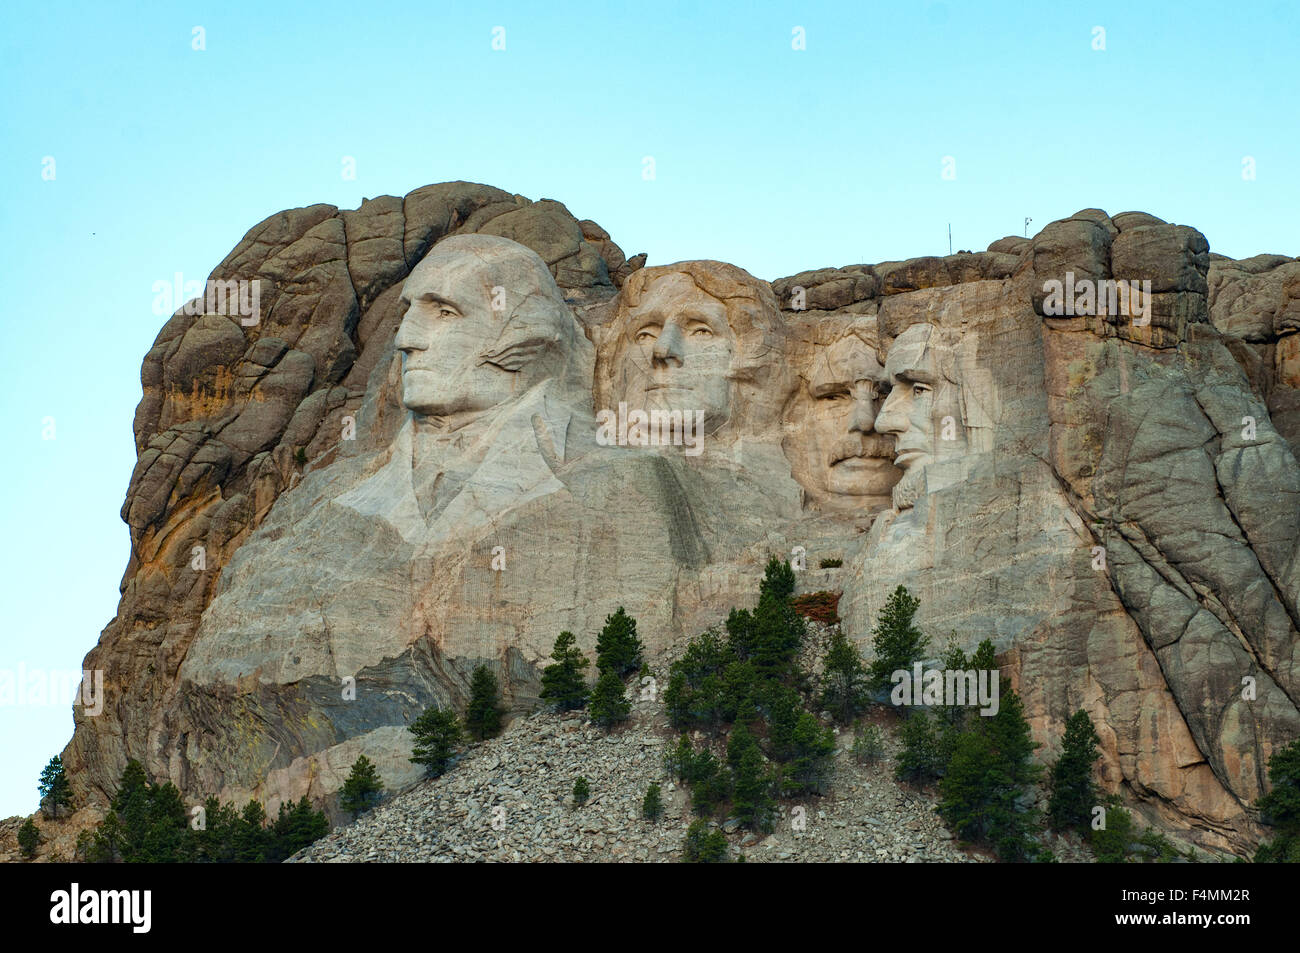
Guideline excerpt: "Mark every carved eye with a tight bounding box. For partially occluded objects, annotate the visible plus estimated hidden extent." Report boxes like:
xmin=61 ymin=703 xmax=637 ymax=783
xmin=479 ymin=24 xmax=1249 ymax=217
xmin=635 ymin=326 xmax=660 ymax=344
xmin=439 ymin=306 xmax=458 ymax=319
xmin=912 ymin=382 xmax=931 ymax=398
xmin=819 ymin=390 xmax=850 ymax=403
xmin=690 ymin=326 xmax=714 ymax=338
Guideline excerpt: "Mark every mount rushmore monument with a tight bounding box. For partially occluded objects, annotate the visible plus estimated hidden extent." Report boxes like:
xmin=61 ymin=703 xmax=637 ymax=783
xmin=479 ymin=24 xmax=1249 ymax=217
xmin=63 ymin=182 xmax=1300 ymax=853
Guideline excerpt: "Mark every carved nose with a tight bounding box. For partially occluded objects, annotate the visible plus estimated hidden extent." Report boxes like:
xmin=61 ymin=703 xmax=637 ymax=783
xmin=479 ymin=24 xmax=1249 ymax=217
xmin=394 ymin=312 xmax=423 ymax=353
xmin=874 ymin=389 xmax=905 ymax=436
xmin=848 ymin=395 xmax=876 ymax=435
xmin=653 ymin=322 xmax=685 ymax=367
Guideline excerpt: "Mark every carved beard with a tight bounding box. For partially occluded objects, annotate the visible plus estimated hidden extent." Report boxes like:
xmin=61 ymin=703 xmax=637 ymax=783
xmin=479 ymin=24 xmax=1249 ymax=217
xmin=892 ymin=465 xmax=925 ymax=511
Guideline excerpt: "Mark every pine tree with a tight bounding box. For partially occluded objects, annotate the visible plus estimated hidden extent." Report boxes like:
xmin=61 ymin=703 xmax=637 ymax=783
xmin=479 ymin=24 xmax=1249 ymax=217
xmin=664 ymin=670 xmax=692 ymax=729
xmin=689 ymin=749 xmax=728 ymax=817
xmin=1048 ymin=710 xmax=1101 ymax=832
xmin=572 ymin=776 xmax=590 ymax=806
xmin=938 ymin=684 xmax=1042 ymax=861
xmin=595 ymin=607 xmax=643 ymax=677
xmin=728 ymin=723 xmax=775 ymax=831
xmin=782 ymin=712 xmax=836 ymax=796
xmin=895 ymin=709 xmax=942 ymax=783
xmin=643 ymin=783 xmax=664 ymax=822
xmin=666 ymin=734 xmax=694 ymax=783
xmin=724 ymin=607 xmax=757 ymax=660
xmin=539 ymin=631 xmax=590 ymax=710
xmin=465 ymin=665 xmax=504 ymax=740
xmin=408 ymin=705 xmax=464 ymax=777
xmin=752 ymin=590 xmax=804 ymax=676
xmin=17 ymin=818 xmax=40 ymax=859
xmin=38 ymin=755 xmax=73 ymax=818
xmin=682 ymin=818 xmax=728 ymax=863
xmin=234 ymin=799 xmax=270 ymax=863
xmin=269 ymin=796 xmax=329 ymax=860
xmin=1255 ymin=737 xmax=1300 ymax=862
xmin=588 ymin=670 xmax=631 ymax=728
xmin=1089 ymin=800 xmax=1135 ymax=863
xmin=869 ymin=585 xmax=929 ymax=693
xmin=819 ymin=630 xmax=869 ymax=724
xmin=759 ymin=555 xmax=796 ymax=602
xmin=339 ymin=754 xmax=385 ymax=817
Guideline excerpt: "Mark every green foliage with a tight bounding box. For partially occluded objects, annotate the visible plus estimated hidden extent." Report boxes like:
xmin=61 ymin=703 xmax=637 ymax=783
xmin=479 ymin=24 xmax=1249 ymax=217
xmin=725 ymin=607 xmax=757 ymax=660
xmin=682 ymin=819 xmax=728 ymax=863
xmin=688 ymin=749 xmax=729 ymax=817
xmin=86 ymin=760 xmax=327 ymax=863
xmin=642 ymin=783 xmax=663 ymax=822
xmin=293 ymin=446 xmax=308 ymax=466
xmin=751 ymin=590 xmax=805 ymax=677
xmin=782 ymin=712 xmax=836 ymax=797
xmin=339 ymin=754 xmax=385 ymax=817
xmin=269 ymin=797 xmax=330 ymax=861
xmin=465 ymin=665 xmax=504 ymax=740
xmin=1089 ymin=801 xmax=1135 ymax=863
xmin=1136 ymin=827 xmax=1194 ymax=863
xmin=727 ymin=723 xmax=776 ymax=831
xmin=540 ymin=631 xmax=591 ymax=710
xmin=852 ymin=722 xmax=885 ymax=764
xmin=38 ymin=755 xmax=73 ymax=817
xmin=869 ymin=586 xmax=930 ymax=694
xmin=408 ymin=705 xmax=464 ymax=777
xmin=763 ymin=684 xmax=803 ymax=762
xmin=819 ymin=630 xmax=869 ymax=724
xmin=1255 ymin=737 xmax=1300 ymax=862
xmin=666 ymin=734 xmax=695 ymax=783
xmin=588 ymin=671 xmax=632 ymax=728
xmin=572 ymin=776 xmax=590 ymax=806
xmin=595 ymin=607 xmax=643 ymax=677
xmin=1048 ymin=709 xmax=1101 ymax=833
xmin=664 ymin=629 xmax=733 ymax=730
xmin=759 ymin=555 xmax=796 ymax=602
xmin=937 ymin=686 xmax=1042 ymax=862
xmin=818 ymin=558 xmax=842 ymax=569
xmin=17 ymin=818 xmax=40 ymax=858
xmin=895 ymin=709 xmax=943 ymax=783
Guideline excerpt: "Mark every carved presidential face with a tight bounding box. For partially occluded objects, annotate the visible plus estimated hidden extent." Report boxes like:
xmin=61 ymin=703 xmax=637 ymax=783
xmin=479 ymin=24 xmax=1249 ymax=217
xmin=394 ymin=235 xmax=578 ymax=421
xmin=807 ymin=336 xmax=899 ymax=497
xmin=617 ymin=272 xmax=737 ymax=433
xmin=874 ymin=323 xmax=967 ymax=474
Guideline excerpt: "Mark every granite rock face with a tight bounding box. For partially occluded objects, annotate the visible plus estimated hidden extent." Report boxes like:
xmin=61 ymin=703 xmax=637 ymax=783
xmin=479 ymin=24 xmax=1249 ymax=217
xmin=65 ymin=190 xmax=1299 ymax=853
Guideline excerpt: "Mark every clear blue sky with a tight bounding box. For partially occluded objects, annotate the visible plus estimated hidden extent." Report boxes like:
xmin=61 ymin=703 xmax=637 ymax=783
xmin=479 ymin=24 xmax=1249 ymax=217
xmin=1 ymin=0 xmax=1296 ymax=818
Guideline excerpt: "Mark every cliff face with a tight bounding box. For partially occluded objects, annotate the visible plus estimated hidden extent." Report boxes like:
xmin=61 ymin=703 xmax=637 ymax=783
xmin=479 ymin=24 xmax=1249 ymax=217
xmin=65 ymin=187 xmax=1299 ymax=853
xmin=64 ymin=183 xmax=641 ymax=813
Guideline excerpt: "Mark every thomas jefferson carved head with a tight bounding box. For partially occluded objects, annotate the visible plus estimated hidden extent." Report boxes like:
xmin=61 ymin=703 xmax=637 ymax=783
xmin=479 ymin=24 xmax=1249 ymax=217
xmin=603 ymin=261 xmax=790 ymax=439
xmin=395 ymin=234 xmax=588 ymax=423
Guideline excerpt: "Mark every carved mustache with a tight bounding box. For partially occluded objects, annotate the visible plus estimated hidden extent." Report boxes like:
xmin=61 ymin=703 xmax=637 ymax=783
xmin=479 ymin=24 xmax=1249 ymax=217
xmin=828 ymin=433 xmax=893 ymax=466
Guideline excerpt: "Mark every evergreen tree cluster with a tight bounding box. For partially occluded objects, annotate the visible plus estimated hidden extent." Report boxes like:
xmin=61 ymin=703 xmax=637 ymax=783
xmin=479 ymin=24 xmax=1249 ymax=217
xmin=888 ymin=630 xmax=1047 ymax=862
xmin=661 ymin=556 xmax=840 ymax=853
xmin=539 ymin=608 xmax=644 ymax=730
xmin=80 ymin=759 xmax=328 ymax=863
xmin=1255 ymin=736 xmax=1300 ymax=862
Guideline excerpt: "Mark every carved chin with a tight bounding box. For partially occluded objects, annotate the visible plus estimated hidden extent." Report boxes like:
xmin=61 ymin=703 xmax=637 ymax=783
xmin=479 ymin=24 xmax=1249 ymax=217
xmin=892 ymin=467 xmax=925 ymax=511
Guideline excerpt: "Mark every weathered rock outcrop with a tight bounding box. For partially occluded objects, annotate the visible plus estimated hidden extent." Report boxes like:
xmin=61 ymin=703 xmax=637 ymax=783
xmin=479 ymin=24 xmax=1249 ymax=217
xmin=64 ymin=189 xmax=1298 ymax=855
